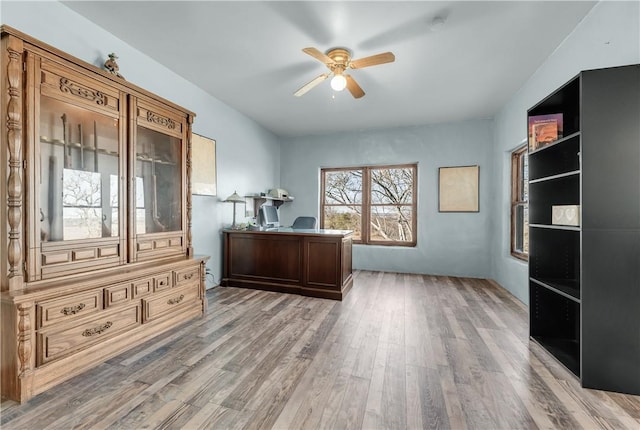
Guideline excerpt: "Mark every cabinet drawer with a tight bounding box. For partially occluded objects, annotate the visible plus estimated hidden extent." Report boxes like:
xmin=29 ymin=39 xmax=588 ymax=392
xmin=104 ymin=283 xmax=132 ymax=308
xmin=37 ymin=303 xmax=141 ymax=365
xmin=36 ymin=289 xmax=103 ymax=329
xmin=132 ymin=278 xmax=153 ymax=298
xmin=154 ymin=273 xmax=172 ymax=292
xmin=142 ymin=283 xmax=199 ymax=323
xmin=174 ymin=266 xmax=199 ymax=287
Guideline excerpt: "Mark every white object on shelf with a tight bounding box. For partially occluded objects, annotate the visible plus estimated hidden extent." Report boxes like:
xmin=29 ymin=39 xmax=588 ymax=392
xmin=552 ymin=205 xmax=580 ymax=226
xmin=268 ymin=188 xmax=290 ymax=199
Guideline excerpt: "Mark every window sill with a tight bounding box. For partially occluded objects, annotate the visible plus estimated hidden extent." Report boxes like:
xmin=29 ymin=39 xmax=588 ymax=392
xmin=510 ymin=251 xmax=528 ymax=262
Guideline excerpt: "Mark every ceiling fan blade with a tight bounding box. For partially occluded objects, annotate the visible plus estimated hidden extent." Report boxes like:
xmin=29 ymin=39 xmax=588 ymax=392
xmin=294 ymin=73 xmax=329 ymax=97
xmin=349 ymin=52 xmax=395 ymax=69
xmin=345 ymin=74 xmax=365 ymax=99
xmin=302 ymin=47 xmax=335 ymax=65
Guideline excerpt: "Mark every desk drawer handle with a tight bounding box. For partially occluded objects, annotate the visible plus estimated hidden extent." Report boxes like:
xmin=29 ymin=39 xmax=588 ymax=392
xmin=61 ymin=303 xmax=86 ymax=315
xmin=182 ymin=273 xmax=194 ymax=281
xmin=158 ymin=279 xmax=167 ymax=286
xmin=82 ymin=321 xmax=113 ymax=337
xmin=167 ymin=294 xmax=184 ymax=305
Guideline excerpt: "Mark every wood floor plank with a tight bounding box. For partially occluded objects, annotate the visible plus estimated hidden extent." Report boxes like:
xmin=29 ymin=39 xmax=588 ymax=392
xmin=362 ymin=340 xmax=389 ymax=429
xmin=437 ymin=364 xmax=468 ymax=430
xmin=332 ymin=375 xmax=369 ymax=430
xmin=381 ymin=340 xmax=407 ymax=429
xmin=406 ymin=364 xmax=451 ymax=430
xmin=2 ymin=272 xmax=639 ymax=430
xmin=177 ymin=402 xmax=239 ymax=430
xmin=475 ymin=327 xmax=576 ymax=430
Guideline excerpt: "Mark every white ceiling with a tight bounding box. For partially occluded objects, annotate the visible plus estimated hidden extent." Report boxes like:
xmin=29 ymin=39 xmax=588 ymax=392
xmin=63 ymin=1 xmax=596 ymax=138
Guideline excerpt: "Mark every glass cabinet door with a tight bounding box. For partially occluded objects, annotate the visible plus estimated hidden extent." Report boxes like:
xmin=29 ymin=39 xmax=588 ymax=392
xmin=39 ymin=96 xmax=120 ymax=242
xmin=134 ymin=126 xmax=182 ymax=234
xmin=130 ymin=98 xmax=188 ymax=261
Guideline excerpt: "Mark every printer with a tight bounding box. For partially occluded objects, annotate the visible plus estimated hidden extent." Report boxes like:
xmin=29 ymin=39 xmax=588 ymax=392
xmin=268 ymin=188 xmax=290 ymax=199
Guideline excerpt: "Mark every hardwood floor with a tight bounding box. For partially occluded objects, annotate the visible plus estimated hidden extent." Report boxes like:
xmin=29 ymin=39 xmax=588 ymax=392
xmin=2 ymin=271 xmax=639 ymax=429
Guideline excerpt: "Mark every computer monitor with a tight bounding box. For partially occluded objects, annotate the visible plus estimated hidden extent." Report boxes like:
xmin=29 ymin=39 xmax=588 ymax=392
xmin=259 ymin=205 xmax=279 ymax=227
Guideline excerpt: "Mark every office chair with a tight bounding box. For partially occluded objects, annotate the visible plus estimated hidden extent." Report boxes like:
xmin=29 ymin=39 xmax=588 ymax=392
xmin=291 ymin=216 xmax=317 ymax=229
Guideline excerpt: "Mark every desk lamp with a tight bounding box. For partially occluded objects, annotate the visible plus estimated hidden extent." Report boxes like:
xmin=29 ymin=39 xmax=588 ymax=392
xmin=224 ymin=191 xmax=245 ymax=229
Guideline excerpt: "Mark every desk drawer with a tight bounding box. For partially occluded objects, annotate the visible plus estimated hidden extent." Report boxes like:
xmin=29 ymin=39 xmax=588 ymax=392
xmin=142 ymin=282 xmax=199 ymax=323
xmin=36 ymin=303 xmax=140 ymax=365
xmin=36 ymin=289 xmax=103 ymax=329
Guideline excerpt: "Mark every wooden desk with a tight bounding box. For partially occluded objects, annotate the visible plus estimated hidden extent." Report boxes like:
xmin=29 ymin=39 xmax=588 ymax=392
xmin=222 ymin=229 xmax=353 ymax=300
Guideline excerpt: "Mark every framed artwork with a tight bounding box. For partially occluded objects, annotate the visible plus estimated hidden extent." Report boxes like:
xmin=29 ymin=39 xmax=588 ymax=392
xmin=438 ymin=165 xmax=479 ymax=212
xmin=191 ymin=133 xmax=217 ymax=196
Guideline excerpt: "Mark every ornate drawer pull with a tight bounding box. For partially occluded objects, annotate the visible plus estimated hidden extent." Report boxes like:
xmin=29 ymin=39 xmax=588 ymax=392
xmin=167 ymin=294 xmax=184 ymax=305
xmin=183 ymin=273 xmax=194 ymax=280
xmin=61 ymin=303 xmax=86 ymax=315
xmin=158 ymin=280 xmax=167 ymax=286
xmin=82 ymin=321 xmax=113 ymax=337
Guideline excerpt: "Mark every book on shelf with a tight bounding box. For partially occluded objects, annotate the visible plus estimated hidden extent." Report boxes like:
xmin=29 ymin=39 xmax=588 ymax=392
xmin=529 ymin=113 xmax=563 ymax=151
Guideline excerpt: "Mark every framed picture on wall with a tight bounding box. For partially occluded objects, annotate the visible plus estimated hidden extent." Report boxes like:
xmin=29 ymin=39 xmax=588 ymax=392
xmin=191 ymin=133 xmax=217 ymax=196
xmin=438 ymin=165 xmax=480 ymax=212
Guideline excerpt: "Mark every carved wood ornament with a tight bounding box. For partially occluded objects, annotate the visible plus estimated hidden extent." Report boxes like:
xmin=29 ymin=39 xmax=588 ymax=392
xmin=186 ymin=122 xmax=193 ymax=255
xmin=17 ymin=304 xmax=32 ymax=375
xmin=146 ymin=111 xmax=175 ymax=129
xmin=59 ymin=77 xmax=107 ymax=105
xmin=6 ymin=46 xmax=24 ymax=286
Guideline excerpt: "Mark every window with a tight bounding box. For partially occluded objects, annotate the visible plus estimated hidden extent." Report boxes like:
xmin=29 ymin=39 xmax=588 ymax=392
xmin=321 ymin=164 xmax=417 ymax=246
xmin=511 ymin=145 xmax=528 ymax=259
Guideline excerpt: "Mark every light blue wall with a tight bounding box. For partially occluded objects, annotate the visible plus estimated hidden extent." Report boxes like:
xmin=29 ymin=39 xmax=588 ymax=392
xmin=2 ymin=1 xmax=282 ymax=287
xmin=5 ymin=1 xmax=639 ymax=299
xmin=280 ymin=120 xmax=494 ymax=278
xmin=491 ymin=1 xmax=640 ymax=304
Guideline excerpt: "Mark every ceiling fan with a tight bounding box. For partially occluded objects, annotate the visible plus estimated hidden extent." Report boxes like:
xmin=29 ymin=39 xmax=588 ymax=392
xmin=294 ymin=47 xmax=395 ymax=99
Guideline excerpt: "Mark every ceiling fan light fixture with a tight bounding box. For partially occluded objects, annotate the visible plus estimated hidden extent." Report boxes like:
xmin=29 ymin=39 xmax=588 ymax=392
xmin=297 ymin=46 xmax=394 ymax=98
xmin=330 ymin=74 xmax=347 ymax=91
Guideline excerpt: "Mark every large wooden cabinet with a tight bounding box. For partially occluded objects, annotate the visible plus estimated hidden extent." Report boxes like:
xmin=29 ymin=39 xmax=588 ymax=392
xmin=1 ymin=26 xmax=207 ymax=402
xmin=528 ymin=64 xmax=640 ymax=394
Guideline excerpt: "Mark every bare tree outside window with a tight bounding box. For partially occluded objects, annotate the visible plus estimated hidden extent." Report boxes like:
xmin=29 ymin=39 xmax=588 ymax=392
xmin=62 ymin=169 xmax=103 ymax=240
xmin=323 ymin=169 xmax=363 ymax=240
xmin=321 ymin=164 xmax=417 ymax=246
xmin=370 ymin=167 xmax=414 ymax=242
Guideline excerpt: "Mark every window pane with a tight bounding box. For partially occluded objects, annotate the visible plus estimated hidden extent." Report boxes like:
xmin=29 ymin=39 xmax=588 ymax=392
xmin=324 ymin=170 xmax=362 ymax=204
xmin=512 ymin=146 xmax=529 ymax=257
xmin=323 ymin=206 xmax=361 ymax=240
xmin=523 ymin=205 xmax=529 ymax=253
xmin=515 ymin=204 xmax=529 ymax=254
xmin=521 ymin=152 xmax=529 ymax=201
xmin=370 ymin=205 xmax=413 ymax=242
xmin=370 ymin=167 xmax=413 ymax=204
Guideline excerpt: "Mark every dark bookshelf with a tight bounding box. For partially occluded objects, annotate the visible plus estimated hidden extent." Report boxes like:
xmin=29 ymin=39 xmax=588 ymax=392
xmin=528 ymin=64 xmax=640 ymax=395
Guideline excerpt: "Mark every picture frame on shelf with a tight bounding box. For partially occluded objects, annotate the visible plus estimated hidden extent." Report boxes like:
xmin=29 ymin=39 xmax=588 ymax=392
xmin=191 ymin=133 xmax=217 ymax=196
xmin=438 ymin=165 xmax=480 ymax=212
xmin=529 ymin=113 xmax=563 ymax=151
